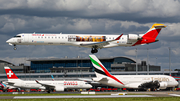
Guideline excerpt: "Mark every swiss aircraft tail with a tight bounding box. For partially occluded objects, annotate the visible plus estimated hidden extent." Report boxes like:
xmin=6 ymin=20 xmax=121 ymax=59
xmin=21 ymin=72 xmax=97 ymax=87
xmin=4 ymin=67 xmax=20 ymax=81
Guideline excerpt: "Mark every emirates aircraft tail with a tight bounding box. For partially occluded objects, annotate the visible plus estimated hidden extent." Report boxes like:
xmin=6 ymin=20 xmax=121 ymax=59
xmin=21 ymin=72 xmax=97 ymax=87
xmin=89 ymin=55 xmax=124 ymax=85
xmin=4 ymin=67 xmax=21 ymax=81
xmin=133 ymin=23 xmax=166 ymax=46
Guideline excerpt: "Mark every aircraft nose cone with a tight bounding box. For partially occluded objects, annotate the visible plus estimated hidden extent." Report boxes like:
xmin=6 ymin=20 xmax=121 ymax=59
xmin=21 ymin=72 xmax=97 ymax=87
xmin=6 ymin=38 xmax=13 ymax=43
xmin=176 ymin=81 xmax=179 ymax=86
xmin=6 ymin=39 xmax=11 ymax=43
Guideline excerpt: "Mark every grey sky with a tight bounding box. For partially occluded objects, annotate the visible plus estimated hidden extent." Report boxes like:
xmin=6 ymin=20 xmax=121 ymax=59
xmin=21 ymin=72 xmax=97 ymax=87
xmin=0 ymin=0 xmax=180 ymax=70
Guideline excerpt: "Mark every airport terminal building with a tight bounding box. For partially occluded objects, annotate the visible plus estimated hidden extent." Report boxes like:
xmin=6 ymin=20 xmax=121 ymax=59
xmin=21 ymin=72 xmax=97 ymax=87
xmin=0 ymin=56 xmax=179 ymax=79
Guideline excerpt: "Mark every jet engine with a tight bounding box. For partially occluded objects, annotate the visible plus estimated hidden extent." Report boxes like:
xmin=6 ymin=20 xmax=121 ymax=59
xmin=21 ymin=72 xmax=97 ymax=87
xmin=159 ymin=82 xmax=167 ymax=89
xmin=138 ymin=80 xmax=168 ymax=90
xmin=55 ymin=86 xmax=64 ymax=91
xmin=128 ymin=34 xmax=138 ymax=40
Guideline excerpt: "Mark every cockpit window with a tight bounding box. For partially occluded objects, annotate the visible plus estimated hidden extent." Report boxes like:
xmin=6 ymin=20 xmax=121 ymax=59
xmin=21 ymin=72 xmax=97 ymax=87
xmin=14 ymin=35 xmax=21 ymax=38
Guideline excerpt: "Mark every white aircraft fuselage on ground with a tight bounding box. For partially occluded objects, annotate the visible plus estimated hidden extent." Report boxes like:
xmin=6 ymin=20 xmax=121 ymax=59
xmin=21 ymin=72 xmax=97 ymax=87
xmin=6 ymin=23 xmax=166 ymax=53
xmin=89 ymin=55 xmax=178 ymax=90
xmin=4 ymin=67 xmax=92 ymax=93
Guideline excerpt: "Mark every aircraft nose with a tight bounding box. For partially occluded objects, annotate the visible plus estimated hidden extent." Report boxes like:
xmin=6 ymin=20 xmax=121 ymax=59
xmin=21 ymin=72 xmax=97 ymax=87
xmin=6 ymin=38 xmax=13 ymax=43
xmin=175 ymin=81 xmax=179 ymax=86
xmin=89 ymin=84 xmax=92 ymax=88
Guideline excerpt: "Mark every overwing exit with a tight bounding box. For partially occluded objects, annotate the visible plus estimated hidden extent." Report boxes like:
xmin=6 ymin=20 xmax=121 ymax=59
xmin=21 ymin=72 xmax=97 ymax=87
xmin=6 ymin=23 xmax=166 ymax=53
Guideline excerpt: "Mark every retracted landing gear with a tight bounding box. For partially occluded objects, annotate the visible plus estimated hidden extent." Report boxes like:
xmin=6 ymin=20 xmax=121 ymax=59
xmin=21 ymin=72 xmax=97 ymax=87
xmin=91 ymin=48 xmax=98 ymax=54
xmin=13 ymin=45 xmax=17 ymax=50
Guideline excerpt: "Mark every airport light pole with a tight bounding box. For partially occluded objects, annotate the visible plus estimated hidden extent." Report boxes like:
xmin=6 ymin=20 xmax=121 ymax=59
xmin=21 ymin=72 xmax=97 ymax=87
xmin=136 ymin=48 xmax=138 ymax=75
xmin=169 ymin=47 xmax=171 ymax=76
xmin=156 ymin=57 xmax=157 ymax=65
xmin=147 ymin=48 xmax=149 ymax=75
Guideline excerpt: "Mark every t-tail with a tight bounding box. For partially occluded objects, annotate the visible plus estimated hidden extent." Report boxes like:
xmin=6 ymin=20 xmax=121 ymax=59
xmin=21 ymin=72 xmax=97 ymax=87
xmin=133 ymin=23 xmax=166 ymax=46
xmin=4 ymin=67 xmax=20 ymax=81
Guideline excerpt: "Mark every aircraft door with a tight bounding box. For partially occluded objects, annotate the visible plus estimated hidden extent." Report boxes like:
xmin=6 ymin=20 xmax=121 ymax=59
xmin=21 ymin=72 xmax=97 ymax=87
xmin=23 ymin=34 xmax=29 ymax=43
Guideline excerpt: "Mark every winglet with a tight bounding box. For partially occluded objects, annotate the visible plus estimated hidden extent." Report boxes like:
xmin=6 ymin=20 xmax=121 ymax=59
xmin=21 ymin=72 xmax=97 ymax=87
xmin=115 ymin=34 xmax=123 ymax=40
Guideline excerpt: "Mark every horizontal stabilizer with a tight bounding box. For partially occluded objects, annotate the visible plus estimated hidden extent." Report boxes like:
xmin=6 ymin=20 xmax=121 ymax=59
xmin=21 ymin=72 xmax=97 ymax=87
xmin=93 ymin=77 xmax=108 ymax=82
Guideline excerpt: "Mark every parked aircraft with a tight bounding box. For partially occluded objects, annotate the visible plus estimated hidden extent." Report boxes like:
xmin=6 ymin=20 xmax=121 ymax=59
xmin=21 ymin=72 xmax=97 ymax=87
xmin=6 ymin=23 xmax=166 ymax=53
xmin=4 ymin=67 xmax=92 ymax=93
xmin=0 ymin=82 xmax=7 ymax=92
xmin=89 ymin=55 xmax=178 ymax=90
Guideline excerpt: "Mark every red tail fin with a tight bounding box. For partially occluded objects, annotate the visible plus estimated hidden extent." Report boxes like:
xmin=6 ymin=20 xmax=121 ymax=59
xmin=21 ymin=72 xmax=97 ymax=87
xmin=4 ymin=67 xmax=19 ymax=80
xmin=133 ymin=23 xmax=166 ymax=46
xmin=143 ymin=23 xmax=166 ymax=39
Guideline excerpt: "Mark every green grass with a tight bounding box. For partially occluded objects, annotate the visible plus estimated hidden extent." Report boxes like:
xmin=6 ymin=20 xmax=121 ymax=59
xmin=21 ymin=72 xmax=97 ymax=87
xmin=1 ymin=97 xmax=180 ymax=101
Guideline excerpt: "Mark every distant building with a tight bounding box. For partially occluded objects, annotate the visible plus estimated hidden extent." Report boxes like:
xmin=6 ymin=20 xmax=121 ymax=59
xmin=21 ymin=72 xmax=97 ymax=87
xmin=28 ymin=56 xmax=160 ymax=73
xmin=0 ymin=60 xmax=30 ymax=74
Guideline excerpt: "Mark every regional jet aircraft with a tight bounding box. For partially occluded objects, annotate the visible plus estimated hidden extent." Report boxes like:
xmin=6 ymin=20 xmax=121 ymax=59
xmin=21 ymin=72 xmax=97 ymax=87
xmin=89 ymin=55 xmax=178 ymax=90
xmin=4 ymin=67 xmax=92 ymax=93
xmin=6 ymin=23 xmax=166 ymax=53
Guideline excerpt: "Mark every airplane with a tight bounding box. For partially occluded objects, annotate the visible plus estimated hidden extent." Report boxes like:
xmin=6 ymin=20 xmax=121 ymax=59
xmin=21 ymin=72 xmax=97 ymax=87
xmin=89 ymin=54 xmax=178 ymax=90
xmin=0 ymin=82 xmax=7 ymax=92
xmin=4 ymin=67 xmax=92 ymax=93
xmin=6 ymin=23 xmax=166 ymax=53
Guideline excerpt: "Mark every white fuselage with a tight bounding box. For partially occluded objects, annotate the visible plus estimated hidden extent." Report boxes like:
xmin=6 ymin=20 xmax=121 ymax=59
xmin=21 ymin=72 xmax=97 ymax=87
xmin=5 ymin=80 xmax=92 ymax=89
xmin=94 ymin=75 xmax=178 ymax=89
xmin=6 ymin=33 xmax=139 ymax=48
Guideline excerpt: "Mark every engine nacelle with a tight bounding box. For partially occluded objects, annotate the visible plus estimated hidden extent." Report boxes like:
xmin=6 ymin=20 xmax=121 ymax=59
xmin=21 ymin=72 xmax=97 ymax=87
xmin=55 ymin=86 xmax=64 ymax=91
xmin=128 ymin=34 xmax=138 ymax=40
xmin=159 ymin=82 xmax=167 ymax=89
xmin=39 ymin=86 xmax=46 ymax=90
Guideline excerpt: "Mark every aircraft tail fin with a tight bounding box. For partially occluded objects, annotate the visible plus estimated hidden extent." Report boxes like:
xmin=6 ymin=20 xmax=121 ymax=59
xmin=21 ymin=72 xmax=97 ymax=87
xmin=133 ymin=23 xmax=166 ymax=46
xmin=89 ymin=55 xmax=112 ymax=78
xmin=4 ymin=67 xmax=20 ymax=81
xmin=89 ymin=55 xmax=124 ymax=85
xmin=143 ymin=23 xmax=166 ymax=39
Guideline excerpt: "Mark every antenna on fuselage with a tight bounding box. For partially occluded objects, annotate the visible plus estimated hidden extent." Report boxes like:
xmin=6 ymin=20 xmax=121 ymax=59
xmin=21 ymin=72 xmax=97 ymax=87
xmin=33 ymin=32 xmax=35 ymax=34
xmin=60 ymin=32 xmax=62 ymax=34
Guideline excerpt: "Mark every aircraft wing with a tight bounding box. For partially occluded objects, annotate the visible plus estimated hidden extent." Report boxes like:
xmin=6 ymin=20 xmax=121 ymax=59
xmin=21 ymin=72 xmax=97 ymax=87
xmin=93 ymin=77 xmax=108 ymax=82
xmin=78 ymin=78 xmax=100 ymax=84
xmin=80 ymin=34 xmax=123 ymax=48
xmin=35 ymin=80 xmax=55 ymax=89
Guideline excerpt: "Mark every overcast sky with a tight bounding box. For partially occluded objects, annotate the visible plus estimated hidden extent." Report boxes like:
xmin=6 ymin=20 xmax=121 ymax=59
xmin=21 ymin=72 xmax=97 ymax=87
xmin=0 ymin=0 xmax=180 ymax=70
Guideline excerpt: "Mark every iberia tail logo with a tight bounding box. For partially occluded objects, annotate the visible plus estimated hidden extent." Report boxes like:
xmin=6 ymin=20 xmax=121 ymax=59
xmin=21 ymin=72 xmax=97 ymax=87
xmin=89 ymin=55 xmax=124 ymax=85
xmin=4 ymin=67 xmax=19 ymax=79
